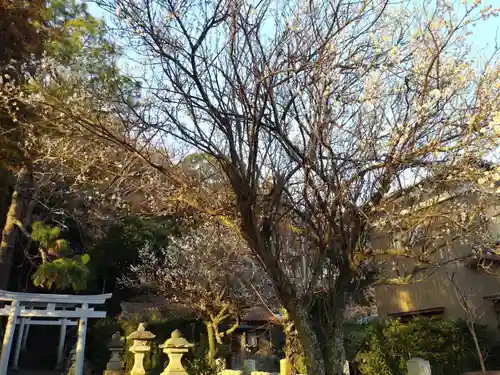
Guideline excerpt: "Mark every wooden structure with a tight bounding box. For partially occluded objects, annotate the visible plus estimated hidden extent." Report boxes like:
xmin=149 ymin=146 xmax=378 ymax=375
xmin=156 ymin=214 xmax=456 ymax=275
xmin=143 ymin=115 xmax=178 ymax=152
xmin=0 ymin=290 xmax=111 ymax=375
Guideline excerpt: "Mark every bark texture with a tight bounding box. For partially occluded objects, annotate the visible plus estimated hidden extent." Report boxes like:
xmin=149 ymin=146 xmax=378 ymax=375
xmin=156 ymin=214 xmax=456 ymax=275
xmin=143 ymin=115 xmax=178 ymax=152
xmin=285 ymin=295 xmax=348 ymax=375
xmin=205 ymin=321 xmax=217 ymax=370
xmin=0 ymin=166 xmax=33 ymax=290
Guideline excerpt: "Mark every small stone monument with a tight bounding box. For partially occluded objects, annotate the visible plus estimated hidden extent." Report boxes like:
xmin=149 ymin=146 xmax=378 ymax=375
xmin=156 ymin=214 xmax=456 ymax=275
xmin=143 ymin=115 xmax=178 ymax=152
xmin=344 ymin=360 xmax=350 ymax=375
xmin=65 ymin=344 xmax=93 ymax=375
xmin=407 ymin=357 xmax=432 ymax=375
xmin=243 ymin=359 xmax=256 ymax=375
xmin=104 ymin=331 xmax=124 ymax=375
xmin=159 ymin=329 xmax=193 ymax=375
xmin=127 ymin=323 xmax=156 ymax=375
xmin=280 ymin=358 xmax=291 ymax=375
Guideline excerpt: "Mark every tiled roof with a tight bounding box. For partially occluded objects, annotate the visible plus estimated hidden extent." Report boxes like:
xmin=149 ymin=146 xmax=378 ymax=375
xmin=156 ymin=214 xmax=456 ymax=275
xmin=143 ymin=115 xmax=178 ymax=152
xmin=120 ymin=300 xmax=279 ymax=322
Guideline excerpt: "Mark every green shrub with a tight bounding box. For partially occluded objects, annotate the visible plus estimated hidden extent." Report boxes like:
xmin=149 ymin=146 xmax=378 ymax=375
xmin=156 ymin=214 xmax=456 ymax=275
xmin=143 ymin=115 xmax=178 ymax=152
xmin=185 ymin=356 xmax=218 ymax=375
xmin=273 ymin=317 xmax=499 ymax=375
xmin=89 ymin=316 xmax=500 ymax=375
xmin=354 ymin=317 xmax=499 ymax=375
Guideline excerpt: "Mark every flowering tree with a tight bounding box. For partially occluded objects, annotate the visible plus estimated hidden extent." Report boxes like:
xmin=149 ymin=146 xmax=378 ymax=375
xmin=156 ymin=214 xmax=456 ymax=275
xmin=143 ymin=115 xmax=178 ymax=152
xmin=9 ymin=0 xmax=500 ymax=373
xmin=123 ymin=220 xmax=274 ymax=369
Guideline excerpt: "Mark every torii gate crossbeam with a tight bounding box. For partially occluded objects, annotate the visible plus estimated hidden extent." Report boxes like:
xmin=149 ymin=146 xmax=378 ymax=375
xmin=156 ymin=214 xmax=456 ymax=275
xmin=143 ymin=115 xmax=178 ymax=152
xmin=0 ymin=290 xmax=112 ymax=375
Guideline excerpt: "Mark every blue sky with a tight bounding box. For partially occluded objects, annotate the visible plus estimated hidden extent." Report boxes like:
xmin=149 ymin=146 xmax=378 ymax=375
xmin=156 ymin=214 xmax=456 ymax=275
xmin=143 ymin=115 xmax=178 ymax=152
xmin=84 ymin=0 xmax=499 ymax=178
xmin=86 ymin=0 xmax=499 ymax=70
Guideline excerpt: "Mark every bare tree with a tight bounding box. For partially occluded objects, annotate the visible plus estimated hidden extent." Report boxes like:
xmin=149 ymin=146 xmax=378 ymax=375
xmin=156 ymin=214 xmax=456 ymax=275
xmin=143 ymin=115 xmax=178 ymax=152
xmin=0 ymin=82 xmax=183 ymax=288
xmin=13 ymin=0 xmax=500 ymax=373
xmin=447 ymin=272 xmax=487 ymax=375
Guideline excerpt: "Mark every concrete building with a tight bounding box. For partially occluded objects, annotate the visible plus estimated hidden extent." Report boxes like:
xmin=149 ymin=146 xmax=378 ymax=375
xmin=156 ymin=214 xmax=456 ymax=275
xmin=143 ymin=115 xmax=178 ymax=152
xmin=373 ymin=178 xmax=500 ymax=332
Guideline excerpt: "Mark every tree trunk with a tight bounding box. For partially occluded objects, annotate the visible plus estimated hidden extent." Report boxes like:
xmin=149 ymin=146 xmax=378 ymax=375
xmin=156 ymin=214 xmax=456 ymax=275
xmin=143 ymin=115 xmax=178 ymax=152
xmin=287 ymin=304 xmax=326 ymax=375
xmin=205 ymin=321 xmax=217 ymax=370
xmin=0 ymin=166 xmax=34 ymax=290
xmin=320 ymin=324 xmax=346 ymax=375
xmin=0 ymin=167 xmax=14 ymax=234
xmin=468 ymin=321 xmax=486 ymax=374
xmin=285 ymin=293 xmax=348 ymax=375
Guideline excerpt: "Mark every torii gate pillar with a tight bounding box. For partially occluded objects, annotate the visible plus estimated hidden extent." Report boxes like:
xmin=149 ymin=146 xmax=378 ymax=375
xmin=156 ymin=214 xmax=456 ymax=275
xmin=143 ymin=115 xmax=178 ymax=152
xmin=0 ymin=301 xmax=20 ymax=375
xmin=0 ymin=291 xmax=112 ymax=375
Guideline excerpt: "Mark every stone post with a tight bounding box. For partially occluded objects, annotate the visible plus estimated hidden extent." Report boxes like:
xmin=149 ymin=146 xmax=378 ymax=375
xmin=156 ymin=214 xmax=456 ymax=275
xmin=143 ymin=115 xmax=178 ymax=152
xmin=219 ymin=371 xmax=242 ymax=375
xmin=159 ymin=330 xmax=193 ymax=375
xmin=279 ymin=357 xmax=347 ymax=375
xmin=65 ymin=345 xmax=93 ymax=375
xmin=104 ymin=331 xmax=125 ymax=375
xmin=343 ymin=360 xmax=350 ymax=375
xmin=407 ymin=358 xmax=432 ymax=375
xmin=127 ymin=323 xmax=156 ymax=375
xmin=280 ymin=359 xmax=291 ymax=375
xmin=243 ymin=359 xmax=256 ymax=375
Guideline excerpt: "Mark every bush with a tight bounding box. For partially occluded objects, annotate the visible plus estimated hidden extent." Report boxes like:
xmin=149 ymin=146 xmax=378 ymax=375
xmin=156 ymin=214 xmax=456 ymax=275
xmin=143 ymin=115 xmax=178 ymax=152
xmin=354 ymin=317 xmax=499 ymax=375
xmin=88 ymin=316 xmax=500 ymax=375
xmin=185 ymin=356 xmax=218 ymax=375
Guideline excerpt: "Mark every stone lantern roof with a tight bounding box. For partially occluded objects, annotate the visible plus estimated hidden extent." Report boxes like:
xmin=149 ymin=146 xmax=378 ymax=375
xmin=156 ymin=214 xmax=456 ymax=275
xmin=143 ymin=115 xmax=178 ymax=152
xmin=160 ymin=330 xmax=193 ymax=349
xmin=108 ymin=331 xmax=124 ymax=349
xmin=127 ymin=323 xmax=155 ymax=341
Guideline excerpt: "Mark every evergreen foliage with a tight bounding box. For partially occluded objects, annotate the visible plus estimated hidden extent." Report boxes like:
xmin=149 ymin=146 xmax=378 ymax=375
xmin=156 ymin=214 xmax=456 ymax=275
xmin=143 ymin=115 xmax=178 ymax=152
xmin=30 ymin=221 xmax=91 ymax=291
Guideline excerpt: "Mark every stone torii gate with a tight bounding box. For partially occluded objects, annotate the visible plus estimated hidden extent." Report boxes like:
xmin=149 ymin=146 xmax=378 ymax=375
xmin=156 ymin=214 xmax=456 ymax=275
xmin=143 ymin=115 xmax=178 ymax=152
xmin=0 ymin=290 xmax=112 ymax=375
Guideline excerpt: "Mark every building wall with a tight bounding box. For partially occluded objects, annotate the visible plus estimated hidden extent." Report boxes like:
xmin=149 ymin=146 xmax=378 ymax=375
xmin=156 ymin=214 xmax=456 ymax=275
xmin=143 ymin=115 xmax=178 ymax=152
xmin=375 ymin=261 xmax=500 ymax=332
xmin=372 ymin=187 xmax=500 ymax=332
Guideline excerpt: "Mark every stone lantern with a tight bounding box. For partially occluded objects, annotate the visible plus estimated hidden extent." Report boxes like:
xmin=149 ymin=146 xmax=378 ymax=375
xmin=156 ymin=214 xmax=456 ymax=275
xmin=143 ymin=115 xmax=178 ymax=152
xmin=104 ymin=331 xmax=124 ymax=375
xmin=159 ymin=330 xmax=193 ymax=375
xmin=127 ymin=323 xmax=156 ymax=375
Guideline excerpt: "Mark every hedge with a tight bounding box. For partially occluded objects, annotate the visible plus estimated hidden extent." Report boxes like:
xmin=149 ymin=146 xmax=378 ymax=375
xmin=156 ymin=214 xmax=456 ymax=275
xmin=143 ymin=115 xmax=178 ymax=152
xmin=350 ymin=317 xmax=500 ymax=375
xmin=88 ymin=316 xmax=500 ymax=375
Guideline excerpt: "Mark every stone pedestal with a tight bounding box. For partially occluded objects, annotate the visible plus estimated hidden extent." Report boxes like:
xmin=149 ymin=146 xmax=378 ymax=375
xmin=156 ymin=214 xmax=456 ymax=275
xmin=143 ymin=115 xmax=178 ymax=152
xmin=344 ymin=360 xmax=350 ymax=375
xmin=104 ymin=331 xmax=124 ymax=375
xmin=278 ymin=358 xmax=347 ymax=375
xmin=159 ymin=330 xmax=193 ymax=375
xmin=127 ymin=323 xmax=155 ymax=375
xmin=219 ymin=371 xmax=242 ymax=375
xmin=280 ymin=359 xmax=291 ymax=375
xmin=65 ymin=345 xmax=93 ymax=375
xmin=243 ymin=359 xmax=256 ymax=375
xmin=407 ymin=358 xmax=431 ymax=375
